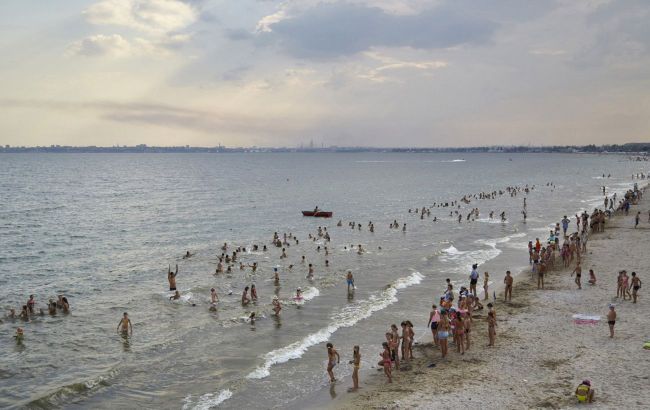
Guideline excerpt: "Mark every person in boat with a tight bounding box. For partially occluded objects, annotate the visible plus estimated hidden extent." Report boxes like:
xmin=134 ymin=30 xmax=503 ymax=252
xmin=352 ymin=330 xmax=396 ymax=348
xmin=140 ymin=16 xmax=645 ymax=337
xmin=314 ymin=206 xmax=320 ymax=213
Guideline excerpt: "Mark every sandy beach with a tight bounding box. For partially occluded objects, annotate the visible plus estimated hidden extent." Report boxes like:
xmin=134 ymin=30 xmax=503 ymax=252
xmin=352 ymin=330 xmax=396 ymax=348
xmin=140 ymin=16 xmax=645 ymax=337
xmin=334 ymin=191 xmax=649 ymax=410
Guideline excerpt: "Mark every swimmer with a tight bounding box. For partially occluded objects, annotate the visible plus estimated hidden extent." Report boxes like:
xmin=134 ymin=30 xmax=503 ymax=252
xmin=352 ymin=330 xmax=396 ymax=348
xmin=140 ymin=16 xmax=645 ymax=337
xmin=273 ymin=267 xmax=280 ymax=284
xmin=249 ymin=312 xmax=256 ymax=324
xmin=346 ymin=271 xmax=355 ymax=293
xmin=168 ymin=264 xmax=178 ymax=291
xmin=183 ymin=250 xmax=193 ymax=259
xmin=251 ymin=284 xmax=258 ymax=301
xmin=242 ymin=287 xmax=251 ymax=306
xmin=272 ymin=296 xmax=282 ymax=316
xmin=15 ymin=327 xmax=24 ymax=343
xmin=575 ymin=380 xmax=595 ymax=403
xmin=307 ymin=264 xmax=314 ymax=279
xmin=48 ymin=300 xmax=57 ymax=315
xmin=295 ymin=287 xmax=303 ymax=299
xmin=7 ymin=308 xmax=16 ymax=319
xmin=169 ymin=290 xmax=181 ymax=301
xmin=117 ymin=312 xmax=133 ymax=335
xmin=326 ymin=342 xmax=340 ymax=383
xmin=210 ymin=288 xmax=219 ymax=303
xmin=27 ymin=295 xmax=35 ymax=314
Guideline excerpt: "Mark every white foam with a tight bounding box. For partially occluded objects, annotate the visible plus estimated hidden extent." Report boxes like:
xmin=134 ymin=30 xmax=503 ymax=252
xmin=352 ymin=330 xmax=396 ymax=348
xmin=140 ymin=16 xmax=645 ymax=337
xmin=440 ymin=244 xmax=501 ymax=274
xmin=441 ymin=159 xmax=466 ymax=163
xmin=182 ymin=389 xmax=233 ymax=410
xmin=246 ymin=272 xmax=425 ymax=380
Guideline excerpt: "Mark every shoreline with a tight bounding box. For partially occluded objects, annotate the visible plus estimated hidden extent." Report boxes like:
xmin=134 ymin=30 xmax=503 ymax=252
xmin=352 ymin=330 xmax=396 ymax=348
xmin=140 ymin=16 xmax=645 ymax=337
xmin=329 ymin=188 xmax=649 ymax=409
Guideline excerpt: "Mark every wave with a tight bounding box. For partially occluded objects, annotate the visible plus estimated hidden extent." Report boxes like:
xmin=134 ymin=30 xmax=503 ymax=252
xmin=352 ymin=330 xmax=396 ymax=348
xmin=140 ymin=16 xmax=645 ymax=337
xmin=182 ymin=389 xmax=233 ymax=410
xmin=439 ymin=244 xmax=501 ymax=274
xmin=441 ymin=159 xmax=466 ymax=163
xmin=246 ymin=272 xmax=424 ymax=379
xmin=286 ymin=286 xmax=319 ymax=304
xmin=26 ymin=370 xmax=117 ymax=408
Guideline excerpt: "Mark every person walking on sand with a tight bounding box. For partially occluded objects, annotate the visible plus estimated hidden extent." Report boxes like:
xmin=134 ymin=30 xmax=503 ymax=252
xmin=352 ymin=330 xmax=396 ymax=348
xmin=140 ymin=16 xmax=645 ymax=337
xmin=504 ymin=270 xmax=513 ymax=301
xmin=630 ymin=272 xmax=642 ymax=303
xmin=572 ymin=262 xmax=582 ymax=289
xmin=537 ymin=261 xmax=546 ymax=289
xmin=635 ymin=211 xmax=641 ymax=228
xmin=607 ymin=304 xmax=616 ymax=338
xmin=326 ymin=343 xmax=340 ymax=383
xmin=349 ymin=346 xmax=360 ymax=391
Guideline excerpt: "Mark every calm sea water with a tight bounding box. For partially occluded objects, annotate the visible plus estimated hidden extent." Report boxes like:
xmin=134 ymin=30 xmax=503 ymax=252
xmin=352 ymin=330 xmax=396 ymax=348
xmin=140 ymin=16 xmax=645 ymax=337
xmin=0 ymin=153 xmax=644 ymax=409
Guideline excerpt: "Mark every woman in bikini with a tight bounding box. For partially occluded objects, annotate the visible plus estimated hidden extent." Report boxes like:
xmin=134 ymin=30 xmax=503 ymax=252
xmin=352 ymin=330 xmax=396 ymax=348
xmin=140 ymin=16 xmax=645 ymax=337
xmin=455 ymin=314 xmax=465 ymax=355
xmin=437 ymin=311 xmax=450 ymax=358
xmin=379 ymin=342 xmax=392 ymax=383
xmin=349 ymin=345 xmax=361 ymax=391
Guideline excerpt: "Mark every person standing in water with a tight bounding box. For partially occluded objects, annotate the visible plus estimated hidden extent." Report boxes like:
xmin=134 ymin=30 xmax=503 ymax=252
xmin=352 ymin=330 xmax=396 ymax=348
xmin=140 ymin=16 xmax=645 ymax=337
xmin=469 ymin=264 xmax=479 ymax=297
xmin=167 ymin=264 xmax=178 ymax=291
xmin=272 ymin=296 xmax=282 ymax=316
xmin=346 ymin=271 xmax=355 ymax=293
xmin=117 ymin=312 xmax=133 ymax=335
xmin=326 ymin=342 xmax=340 ymax=383
xmin=241 ymin=286 xmax=251 ymax=306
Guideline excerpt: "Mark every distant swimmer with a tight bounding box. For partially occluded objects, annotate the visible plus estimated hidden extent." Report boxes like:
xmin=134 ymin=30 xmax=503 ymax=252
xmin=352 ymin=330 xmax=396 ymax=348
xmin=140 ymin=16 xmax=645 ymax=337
xmin=48 ymin=300 xmax=57 ymax=315
xmin=221 ymin=242 xmax=228 ymax=251
xmin=307 ymin=264 xmax=314 ymax=279
xmin=272 ymin=296 xmax=282 ymax=316
xmin=242 ymin=286 xmax=251 ymax=306
xmin=347 ymin=271 xmax=355 ymax=293
xmin=210 ymin=288 xmax=219 ymax=303
xmin=326 ymin=342 xmax=340 ymax=383
xmin=168 ymin=264 xmax=178 ymax=291
xmin=273 ymin=267 xmax=280 ymax=284
xmin=15 ymin=327 xmax=24 ymax=344
xmin=295 ymin=287 xmax=303 ymax=300
xmin=183 ymin=250 xmax=193 ymax=259
xmin=357 ymin=244 xmax=364 ymax=255
xmin=169 ymin=290 xmax=181 ymax=301
xmin=251 ymin=284 xmax=258 ymax=301
xmin=117 ymin=312 xmax=133 ymax=335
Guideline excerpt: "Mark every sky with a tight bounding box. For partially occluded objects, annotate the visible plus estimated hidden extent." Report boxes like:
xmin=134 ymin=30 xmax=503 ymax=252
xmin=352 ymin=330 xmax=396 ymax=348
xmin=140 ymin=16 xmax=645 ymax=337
xmin=0 ymin=0 xmax=649 ymax=148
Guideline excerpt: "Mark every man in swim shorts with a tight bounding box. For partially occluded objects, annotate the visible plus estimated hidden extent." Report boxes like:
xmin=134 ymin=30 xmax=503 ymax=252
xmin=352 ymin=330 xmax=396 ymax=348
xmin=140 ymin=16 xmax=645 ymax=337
xmin=346 ymin=271 xmax=355 ymax=293
xmin=117 ymin=312 xmax=132 ymax=335
xmin=607 ymin=304 xmax=616 ymax=338
xmin=167 ymin=264 xmax=178 ymax=291
xmin=504 ymin=271 xmax=513 ymax=301
xmin=630 ymin=272 xmax=642 ymax=303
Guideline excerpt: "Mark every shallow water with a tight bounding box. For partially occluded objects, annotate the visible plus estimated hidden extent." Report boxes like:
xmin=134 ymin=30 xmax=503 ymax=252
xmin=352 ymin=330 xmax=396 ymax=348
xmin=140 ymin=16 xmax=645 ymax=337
xmin=0 ymin=153 xmax=645 ymax=409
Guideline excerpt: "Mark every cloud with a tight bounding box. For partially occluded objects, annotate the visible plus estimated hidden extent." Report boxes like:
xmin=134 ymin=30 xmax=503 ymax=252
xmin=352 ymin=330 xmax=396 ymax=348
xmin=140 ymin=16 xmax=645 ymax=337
xmin=258 ymin=2 xmax=497 ymax=59
xmin=67 ymin=34 xmax=134 ymax=57
xmin=67 ymin=34 xmax=182 ymax=57
xmin=83 ymin=0 xmax=197 ymax=34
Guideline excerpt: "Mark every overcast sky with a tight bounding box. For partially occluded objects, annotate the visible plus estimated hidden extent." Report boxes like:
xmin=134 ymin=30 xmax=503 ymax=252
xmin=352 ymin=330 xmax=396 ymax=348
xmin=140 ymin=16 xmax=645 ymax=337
xmin=1 ymin=0 xmax=649 ymax=147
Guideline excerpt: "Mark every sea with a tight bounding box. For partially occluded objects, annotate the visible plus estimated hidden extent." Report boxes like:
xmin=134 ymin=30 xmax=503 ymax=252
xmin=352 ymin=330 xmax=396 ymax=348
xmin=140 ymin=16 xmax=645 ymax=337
xmin=0 ymin=152 xmax=646 ymax=409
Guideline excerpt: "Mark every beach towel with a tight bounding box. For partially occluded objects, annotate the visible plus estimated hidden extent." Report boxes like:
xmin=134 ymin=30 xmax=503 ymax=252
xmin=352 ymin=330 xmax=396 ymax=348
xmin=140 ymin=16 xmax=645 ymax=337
xmin=572 ymin=314 xmax=601 ymax=325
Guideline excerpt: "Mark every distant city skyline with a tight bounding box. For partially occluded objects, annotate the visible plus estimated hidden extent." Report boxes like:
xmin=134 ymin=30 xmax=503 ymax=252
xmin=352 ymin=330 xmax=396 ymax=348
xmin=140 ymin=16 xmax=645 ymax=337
xmin=1 ymin=1 xmax=649 ymax=147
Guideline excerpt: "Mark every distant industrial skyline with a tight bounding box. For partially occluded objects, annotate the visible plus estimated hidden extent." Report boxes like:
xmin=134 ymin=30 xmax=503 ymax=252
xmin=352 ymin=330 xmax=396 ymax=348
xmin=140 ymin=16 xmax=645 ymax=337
xmin=1 ymin=1 xmax=649 ymax=147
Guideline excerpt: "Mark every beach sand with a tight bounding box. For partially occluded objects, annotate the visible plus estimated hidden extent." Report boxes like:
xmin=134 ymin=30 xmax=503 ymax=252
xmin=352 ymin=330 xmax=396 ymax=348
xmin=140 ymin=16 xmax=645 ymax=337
xmin=332 ymin=195 xmax=649 ymax=409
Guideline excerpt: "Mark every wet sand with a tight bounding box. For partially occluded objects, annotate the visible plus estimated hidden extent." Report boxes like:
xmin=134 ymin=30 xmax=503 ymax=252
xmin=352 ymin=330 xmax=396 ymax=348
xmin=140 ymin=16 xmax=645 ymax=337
xmin=330 ymin=193 xmax=649 ymax=409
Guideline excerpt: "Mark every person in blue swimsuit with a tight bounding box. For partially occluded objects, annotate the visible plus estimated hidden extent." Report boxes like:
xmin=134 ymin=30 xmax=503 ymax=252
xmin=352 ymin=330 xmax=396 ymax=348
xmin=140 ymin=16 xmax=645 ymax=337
xmin=346 ymin=271 xmax=355 ymax=293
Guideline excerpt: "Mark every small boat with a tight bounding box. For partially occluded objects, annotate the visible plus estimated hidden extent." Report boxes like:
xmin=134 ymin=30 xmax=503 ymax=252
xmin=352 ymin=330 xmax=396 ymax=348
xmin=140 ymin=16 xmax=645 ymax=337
xmin=302 ymin=211 xmax=333 ymax=218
